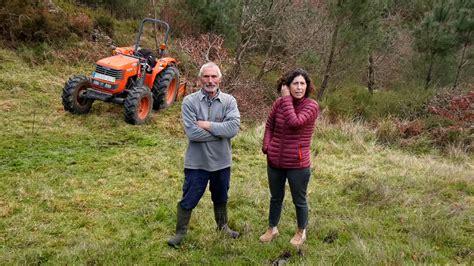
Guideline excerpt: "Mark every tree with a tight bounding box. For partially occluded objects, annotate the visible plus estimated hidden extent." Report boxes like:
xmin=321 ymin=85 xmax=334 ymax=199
xmin=149 ymin=0 xmax=165 ymax=50
xmin=414 ymin=0 xmax=458 ymax=89
xmin=254 ymin=0 xmax=292 ymax=79
xmin=452 ymin=0 xmax=473 ymax=89
xmin=255 ymin=1 xmax=324 ymax=80
xmin=226 ymin=0 xmax=272 ymax=85
xmin=183 ymin=0 xmax=241 ymax=43
xmin=317 ymin=0 xmax=385 ymax=99
xmin=364 ymin=0 xmax=391 ymax=94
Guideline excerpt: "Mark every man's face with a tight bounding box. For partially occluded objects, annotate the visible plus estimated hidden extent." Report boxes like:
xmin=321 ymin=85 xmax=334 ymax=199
xmin=200 ymin=66 xmax=221 ymax=93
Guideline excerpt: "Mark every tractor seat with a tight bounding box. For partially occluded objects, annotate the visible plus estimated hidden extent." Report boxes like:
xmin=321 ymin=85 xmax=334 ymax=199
xmin=136 ymin=48 xmax=157 ymax=71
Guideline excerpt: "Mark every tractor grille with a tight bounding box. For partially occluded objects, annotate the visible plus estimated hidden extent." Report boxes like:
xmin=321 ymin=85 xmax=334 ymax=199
xmin=95 ymin=65 xmax=123 ymax=80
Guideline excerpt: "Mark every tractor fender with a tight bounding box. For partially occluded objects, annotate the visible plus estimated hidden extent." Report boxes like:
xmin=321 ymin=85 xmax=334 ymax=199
xmin=144 ymin=57 xmax=177 ymax=88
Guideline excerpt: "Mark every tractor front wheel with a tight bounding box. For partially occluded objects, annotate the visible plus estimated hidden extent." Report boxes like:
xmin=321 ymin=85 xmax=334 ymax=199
xmin=62 ymin=75 xmax=94 ymax=114
xmin=152 ymin=66 xmax=179 ymax=110
xmin=124 ymin=86 xmax=153 ymax=125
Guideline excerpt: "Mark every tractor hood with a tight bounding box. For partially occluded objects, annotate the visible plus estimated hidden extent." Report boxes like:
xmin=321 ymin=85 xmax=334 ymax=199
xmin=96 ymin=54 xmax=138 ymax=70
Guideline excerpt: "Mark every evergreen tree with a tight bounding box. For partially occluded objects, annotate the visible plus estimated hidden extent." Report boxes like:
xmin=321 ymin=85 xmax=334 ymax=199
xmin=414 ymin=0 xmax=458 ymax=89
xmin=452 ymin=0 xmax=473 ymax=89
xmin=318 ymin=0 xmax=385 ymax=99
xmin=184 ymin=0 xmax=241 ymax=45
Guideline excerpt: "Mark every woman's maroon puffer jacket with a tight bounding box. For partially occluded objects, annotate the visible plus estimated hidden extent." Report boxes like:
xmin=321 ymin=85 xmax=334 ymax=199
xmin=262 ymin=96 xmax=319 ymax=169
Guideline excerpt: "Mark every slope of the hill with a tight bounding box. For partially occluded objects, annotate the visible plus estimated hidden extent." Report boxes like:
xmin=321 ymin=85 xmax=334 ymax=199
xmin=0 ymin=48 xmax=472 ymax=264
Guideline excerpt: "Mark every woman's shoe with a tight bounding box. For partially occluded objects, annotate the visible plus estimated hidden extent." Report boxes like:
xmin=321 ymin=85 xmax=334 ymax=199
xmin=290 ymin=229 xmax=306 ymax=247
xmin=259 ymin=227 xmax=279 ymax=242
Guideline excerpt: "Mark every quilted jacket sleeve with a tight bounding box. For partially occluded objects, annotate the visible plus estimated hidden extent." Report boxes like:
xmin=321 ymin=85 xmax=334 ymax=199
xmin=262 ymin=98 xmax=280 ymax=154
xmin=280 ymin=96 xmax=319 ymax=128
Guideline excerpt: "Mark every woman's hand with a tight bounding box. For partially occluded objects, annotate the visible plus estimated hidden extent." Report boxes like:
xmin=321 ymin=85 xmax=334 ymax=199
xmin=281 ymin=85 xmax=290 ymax=96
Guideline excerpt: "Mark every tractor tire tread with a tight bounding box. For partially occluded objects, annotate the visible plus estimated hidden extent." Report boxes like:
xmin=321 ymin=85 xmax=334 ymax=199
xmin=124 ymin=86 xmax=153 ymax=125
xmin=152 ymin=66 xmax=179 ymax=110
xmin=62 ymin=75 xmax=94 ymax=114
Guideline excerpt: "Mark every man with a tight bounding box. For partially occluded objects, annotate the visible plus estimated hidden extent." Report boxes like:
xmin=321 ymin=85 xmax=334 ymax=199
xmin=167 ymin=62 xmax=241 ymax=248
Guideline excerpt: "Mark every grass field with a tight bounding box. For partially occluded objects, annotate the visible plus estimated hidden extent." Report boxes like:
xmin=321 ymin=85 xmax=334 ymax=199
xmin=0 ymin=48 xmax=473 ymax=264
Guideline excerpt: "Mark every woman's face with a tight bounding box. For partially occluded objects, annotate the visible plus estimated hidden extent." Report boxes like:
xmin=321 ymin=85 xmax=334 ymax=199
xmin=289 ymin=75 xmax=307 ymax=99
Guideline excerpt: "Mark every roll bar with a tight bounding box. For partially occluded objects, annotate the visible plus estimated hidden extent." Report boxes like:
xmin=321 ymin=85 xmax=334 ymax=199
xmin=133 ymin=18 xmax=170 ymax=58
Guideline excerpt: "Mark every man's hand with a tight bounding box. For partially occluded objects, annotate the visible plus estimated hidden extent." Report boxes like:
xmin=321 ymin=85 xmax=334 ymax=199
xmin=281 ymin=85 xmax=290 ymax=96
xmin=197 ymin=120 xmax=211 ymax=130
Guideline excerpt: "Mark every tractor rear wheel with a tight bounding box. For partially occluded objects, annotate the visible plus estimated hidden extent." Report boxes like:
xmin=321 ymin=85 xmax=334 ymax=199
xmin=152 ymin=66 xmax=179 ymax=110
xmin=62 ymin=75 xmax=94 ymax=114
xmin=124 ymin=86 xmax=153 ymax=125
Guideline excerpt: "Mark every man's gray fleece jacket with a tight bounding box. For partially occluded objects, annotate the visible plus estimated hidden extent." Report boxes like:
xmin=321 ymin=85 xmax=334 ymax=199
xmin=182 ymin=89 xmax=240 ymax=172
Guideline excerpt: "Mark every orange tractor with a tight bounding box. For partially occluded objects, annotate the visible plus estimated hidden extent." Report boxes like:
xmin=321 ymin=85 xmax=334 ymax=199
xmin=62 ymin=18 xmax=185 ymax=124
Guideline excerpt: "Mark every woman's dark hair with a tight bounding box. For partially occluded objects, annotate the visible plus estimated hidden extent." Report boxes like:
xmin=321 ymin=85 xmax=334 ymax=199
xmin=276 ymin=68 xmax=314 ymax=98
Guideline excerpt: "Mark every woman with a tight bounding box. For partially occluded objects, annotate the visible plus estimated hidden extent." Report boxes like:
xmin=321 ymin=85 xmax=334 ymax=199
xmin=260 ymin=68 xmax=319 ymax=247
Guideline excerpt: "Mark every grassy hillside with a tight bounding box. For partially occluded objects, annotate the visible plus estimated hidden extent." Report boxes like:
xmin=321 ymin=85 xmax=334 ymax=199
xmin=0 ymin=48 xmax=472 ymax=264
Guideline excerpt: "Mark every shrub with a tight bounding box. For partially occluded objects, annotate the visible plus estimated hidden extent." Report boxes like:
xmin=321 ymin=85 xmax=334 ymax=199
xmin=398 ymin=134 xmax=434 ymax=154
xmin=16 ymin=9 xmax=71 ymax=44
xmin=94 ymin=15 xmax=115 ymax=37
xmin=396 ymin=119 xmax=425 ymax=138
xmin=424 ymin=89 xmax=473 ymax=151
xmin=375 ymin=118 xmax=401 ymax=145
xmin=323 ymin=85 xmax=373 ymax=120
xmin=323 ymin=85 xmax=434 ymax=121
xmin=296 ymin=50 xmax=321 ymax=76
xmin=69 ymin=13 xmax=93 ymax=38
xmin=370 ymin=87 xmax=433 ymax=120
xmin=175 ymin=33 xmax=231 ymax=76
xmin=422 ymin=114 xmax=454 ymax=129
xmin=430 ymin=127 xmax=473 ymax=150
xmin=427 ymin=90 xmax=474 ymax=129
xmin=17 ymin=43 xmax=52 ymax=65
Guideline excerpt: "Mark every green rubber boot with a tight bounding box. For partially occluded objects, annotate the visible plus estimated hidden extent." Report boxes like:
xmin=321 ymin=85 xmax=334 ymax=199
xmin=214 ymin=203 xmax=240 ymax=239
xmin=167 ymin=204 xmax=192 ymax=248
